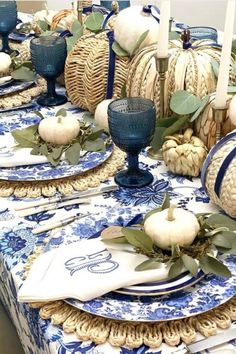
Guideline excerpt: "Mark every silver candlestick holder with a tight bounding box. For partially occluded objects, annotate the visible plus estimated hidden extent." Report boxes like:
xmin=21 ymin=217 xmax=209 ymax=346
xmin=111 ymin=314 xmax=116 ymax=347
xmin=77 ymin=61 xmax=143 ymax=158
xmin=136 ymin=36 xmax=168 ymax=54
xmin=148 ymin=55 xmax=169 ymax=160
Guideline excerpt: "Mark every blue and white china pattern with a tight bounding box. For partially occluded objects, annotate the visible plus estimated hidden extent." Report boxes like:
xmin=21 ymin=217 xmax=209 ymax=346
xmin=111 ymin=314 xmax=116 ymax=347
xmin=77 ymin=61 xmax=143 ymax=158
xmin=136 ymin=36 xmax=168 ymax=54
xmin=0 ymin=106 xmax=113 ymax=181
xmin=0 ymin=80 xmax=35 ymax=96
xmin=0 ymin=102 xmax=236 ymax=354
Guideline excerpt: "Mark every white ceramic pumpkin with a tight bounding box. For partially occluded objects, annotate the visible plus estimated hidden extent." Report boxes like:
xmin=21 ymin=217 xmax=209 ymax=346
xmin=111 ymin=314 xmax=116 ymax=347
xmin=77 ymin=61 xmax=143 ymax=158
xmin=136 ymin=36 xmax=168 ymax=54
xmin=33 ymin=9 xmax=57 ymax=25
xmin=144 ymin=206 xmax=200 ymax=250
xmin=0 ymin=53 xmax=12 ymax=74
xmin=229 ymin=95 xmax=236 ymax=126
xmin=38 ymin=115 xmax=80 ymax=145
xmin=94 ymin=99 xmax=113 ymax=129
xmin=113 ymin=6 xmax=159 ymax=55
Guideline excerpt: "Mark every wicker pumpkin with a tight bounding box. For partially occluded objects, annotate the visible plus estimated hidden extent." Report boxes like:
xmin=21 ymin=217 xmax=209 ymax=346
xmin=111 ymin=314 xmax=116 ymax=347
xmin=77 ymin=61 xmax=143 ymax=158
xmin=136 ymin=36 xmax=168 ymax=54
xmin=127 ymin=39 xmax=236 ymax=118
xmin=163 ymin=128 xmax=208 ymax=177
xmin=201 ymin=130 xmax=236 ymax=217
xmin=65 ymin=31 xmax=130 ymax=112
xmin=194 ymin=93 xmax=235 ymax=150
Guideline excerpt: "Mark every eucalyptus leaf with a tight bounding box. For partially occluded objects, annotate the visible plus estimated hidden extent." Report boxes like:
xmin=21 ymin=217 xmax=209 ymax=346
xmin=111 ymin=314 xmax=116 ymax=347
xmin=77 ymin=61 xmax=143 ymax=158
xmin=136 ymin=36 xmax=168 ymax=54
xmin=169 ymin=31 xmax=180 ymax=40
xmin=11 ymin=66 xmax=35 ymax=82
xmin=37 ymin=20 xmax=49 ymax=31
xmin=227 ymin=86 xmax=236 ymax=93
xmin=112 ymin=41 xmax=129 ymax=57
xmin=47 ymin=152 xmax=60 ymax=166
xmin=150 ymin=126 xmax=166 ymax=151
xmin=162 ymin=115 xmax=189 ymax=138
xmin=135 ymin=259 xmax=161 ymax=271
xmin=71 ymin=20 xmax=82 ymax=34
xmin=189 ymin=95 xmax=210 ymax=122
xmin=82 ymin=112 xmax=94 ymax=124
xmin=56 ymin=108 xmax=67 ymax=117
xmin=199 ymin=255 xmax=231 ymax=277
xmin=84 ymin=12 xmax=103 ymax=32
xmin=143 ymin=207 xmax=162 ymax=224
xmin=232 ymin=39 xmax=236 ymax=56
xmin=34 ymin=111 xmax=44 ymax=120
xmin=122 ymin=227 xmax=153 ymax=252
xmin=66 ymin=27 xmax=83 ymax=52
xmin=11 ymin=125 xmax=38 ymax=148
xmin=171 ymin=244 xmax=181 ymax=258
xmin=83 ymin=138 xmax=105 ymax=152
xmin=102 ymin=236 xmax=128 ymax=244
xmin=181 ymin=254 xmax=198 ymax=276
xmin=211 ymin=58 xmax=219 ymax=78
xmin=212 ymin=233 xmax=232 ymax=249
xmin=170 ymin=91 xmax=202 ymax=115
xmin=52 ymin=146 xmax=63 ymax=160
xmin=87 ymin=127 xmax=104 ymax=141
xmin=30 ymin=146 xmax=40 ymax=155
xmin=131 ymin=30 xmax=149 ymax=55
xmin=39 ymin=144 xmax=49 ymax=156
xmin=168 ymin=258 xmax=184 ymax=278
xmin=156 ymin=116 xmax=178 ymax=127
xmin=205 ymin=214 xmax=236 ymax=231
xmin=40 ymin=30 xmax=56 ymax=37
xmin=65 ymin=142 xmax=81 ymax=164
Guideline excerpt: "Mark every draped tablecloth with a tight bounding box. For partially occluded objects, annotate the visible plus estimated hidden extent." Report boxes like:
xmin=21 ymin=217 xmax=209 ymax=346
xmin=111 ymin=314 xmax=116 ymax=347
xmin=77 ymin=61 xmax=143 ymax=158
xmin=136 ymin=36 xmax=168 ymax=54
xmin=0 ymin=100 xmax=236 ymax=354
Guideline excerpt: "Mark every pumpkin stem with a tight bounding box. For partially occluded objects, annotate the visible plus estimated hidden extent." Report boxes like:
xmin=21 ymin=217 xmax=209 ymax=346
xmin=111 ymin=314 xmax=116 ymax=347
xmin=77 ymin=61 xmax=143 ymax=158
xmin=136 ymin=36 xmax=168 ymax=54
xmin=166 ymin=205 xmax=176 ymax=221
xmin=183 ymin=128 xmax=193 ymax=142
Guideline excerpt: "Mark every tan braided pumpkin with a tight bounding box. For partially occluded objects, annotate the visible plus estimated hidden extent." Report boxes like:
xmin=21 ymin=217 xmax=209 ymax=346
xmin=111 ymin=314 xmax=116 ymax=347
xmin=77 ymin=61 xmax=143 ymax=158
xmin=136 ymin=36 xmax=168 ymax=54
xmin=127 ymin=39 xmax=236 ymax=118
xmin=194 ymin=93 xmax=235 ymax=150
xmin=65 ymin=31 xmax=130 ymax=112
xmin=202 ymin=130 xmax=236 ymax=217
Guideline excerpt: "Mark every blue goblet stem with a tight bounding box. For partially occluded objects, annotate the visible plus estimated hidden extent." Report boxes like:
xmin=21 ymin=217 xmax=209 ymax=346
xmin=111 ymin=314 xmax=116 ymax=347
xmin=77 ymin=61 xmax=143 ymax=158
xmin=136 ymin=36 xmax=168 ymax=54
xmin=1 ymin=34 xmax=10 ymax=53
xmin=127 ymin=153 xmax=139 ymax=174
xmin=47 ymin=78 xmax=56 ymax=97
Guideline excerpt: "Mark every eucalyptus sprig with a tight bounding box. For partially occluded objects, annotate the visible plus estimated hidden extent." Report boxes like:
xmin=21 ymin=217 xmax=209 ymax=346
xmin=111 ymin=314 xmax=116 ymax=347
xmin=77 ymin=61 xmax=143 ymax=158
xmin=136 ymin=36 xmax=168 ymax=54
xmin=10 ymin=53 xmax=35 ymax=82
xmin=102 ymin=193 xmax=236 ymax=279
xmin=11 ymin=108 xmax=111 ymax=166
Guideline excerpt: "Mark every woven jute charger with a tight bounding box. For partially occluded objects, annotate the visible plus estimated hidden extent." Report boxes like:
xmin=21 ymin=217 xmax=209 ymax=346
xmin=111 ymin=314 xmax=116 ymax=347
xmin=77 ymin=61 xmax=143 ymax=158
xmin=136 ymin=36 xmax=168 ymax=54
xmin=0 ymin=147 xmax=125 ymax=198
xmin=24 ymin=242 xmax=236 ymax=349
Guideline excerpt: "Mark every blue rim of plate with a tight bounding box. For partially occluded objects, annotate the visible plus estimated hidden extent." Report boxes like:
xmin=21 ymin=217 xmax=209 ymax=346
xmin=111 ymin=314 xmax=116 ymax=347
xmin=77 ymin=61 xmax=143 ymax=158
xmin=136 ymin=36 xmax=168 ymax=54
xmin=0 ymin=77 xmax=14 ymax=88
xmin=115 ymin=269 xmax=205 ymax=296
xmin=0 ymin=80 xmax=35 ymax=96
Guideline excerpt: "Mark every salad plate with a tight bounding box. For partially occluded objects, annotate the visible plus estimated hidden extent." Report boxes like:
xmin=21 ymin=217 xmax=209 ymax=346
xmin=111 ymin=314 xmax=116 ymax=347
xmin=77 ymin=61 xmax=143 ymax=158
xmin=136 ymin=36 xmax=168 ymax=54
xmin=0 ymin=80 xmax=35 ymax=96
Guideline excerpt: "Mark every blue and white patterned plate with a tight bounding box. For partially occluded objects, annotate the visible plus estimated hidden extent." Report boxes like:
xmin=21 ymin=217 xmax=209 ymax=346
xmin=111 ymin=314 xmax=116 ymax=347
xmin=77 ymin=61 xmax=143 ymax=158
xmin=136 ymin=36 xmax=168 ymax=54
xmin=115 ymin=269 xmax=205 ymax=296
xmin=0 ymin=80 xmax=35 ymax=96
xmin=0 ymin=144 xmax=113 ymax=181
xmin=44 ymin=205 xmax=236 ymax=323
xmin=66 ymin=253 xmax=236 ymax=322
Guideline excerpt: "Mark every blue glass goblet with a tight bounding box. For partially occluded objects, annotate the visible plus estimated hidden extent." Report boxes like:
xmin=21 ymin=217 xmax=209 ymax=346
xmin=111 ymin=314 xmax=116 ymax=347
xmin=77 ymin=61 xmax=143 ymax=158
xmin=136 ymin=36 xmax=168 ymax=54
xmin=30 ymin=36 xmax=67 ymax=106
xmin=108 ymin=97 xmax=156 ymax=188
xmin=0 ymin=1 xmax=17 ymax=54
xmin=188 ymin=26 xmax=218 ymax=42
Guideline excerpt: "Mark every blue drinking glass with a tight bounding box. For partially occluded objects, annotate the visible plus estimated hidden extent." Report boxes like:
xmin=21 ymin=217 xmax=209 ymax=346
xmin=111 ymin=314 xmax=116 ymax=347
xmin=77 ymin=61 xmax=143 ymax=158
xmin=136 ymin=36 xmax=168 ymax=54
xmin=30 ymin=36 xmax=67 ymax=106
xmin=188 ymin=26 xmax=218 ymax=42
xmin=108 ymin=97 xmax=156 ymax=188
xmin=0 ymin=1 xmax=17 ymax=54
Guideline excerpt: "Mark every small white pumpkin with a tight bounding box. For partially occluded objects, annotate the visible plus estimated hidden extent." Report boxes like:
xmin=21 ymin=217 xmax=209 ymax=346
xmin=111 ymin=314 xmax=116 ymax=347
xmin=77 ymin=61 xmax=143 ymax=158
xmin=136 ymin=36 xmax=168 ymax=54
xmin=0 ymin=53 xmax=12 ymax=74
xmin=113 ymin=6 xmax=159 ymax=55
xmin=144 ymin=206 xmax=200 ymax=250
xmin=94 ymin=99 xmax=113 ymax=129
xmin=34 ymin=9 xmax=57 ymax=25
xmin=38 ymin=115 xmax=80 ymax=145
xmin=229 ymin=95 xmax=236 ymax=126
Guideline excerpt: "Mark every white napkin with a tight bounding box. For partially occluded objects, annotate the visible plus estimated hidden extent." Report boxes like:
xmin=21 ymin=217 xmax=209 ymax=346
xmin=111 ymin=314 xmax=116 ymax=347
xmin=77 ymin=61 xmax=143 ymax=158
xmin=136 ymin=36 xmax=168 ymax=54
xmin=0 ymin=134 xmax=85 ymax=167
xmin=18 ymin=239 xmax=169 ymax=302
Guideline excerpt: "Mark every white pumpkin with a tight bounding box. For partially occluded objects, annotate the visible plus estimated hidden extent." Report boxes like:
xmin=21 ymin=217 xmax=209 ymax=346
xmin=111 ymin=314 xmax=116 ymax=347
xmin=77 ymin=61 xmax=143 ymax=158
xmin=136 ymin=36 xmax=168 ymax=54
xmin=113 ymin=6 xmax=159 ymax=55
xmin=38 ymin=115 xmax=80 ymax=145
xmin=144 ymin=206 xmax=200 ymax=250
xmin=33 ymin=9 xmax=57 ymax=25
xmin=0 ymin=53 xmax=12 ymax=74
xmin=229 ymin=95 xmax=236 ymax=126
xmin=94 ymin=99 xmax=113 ymax=129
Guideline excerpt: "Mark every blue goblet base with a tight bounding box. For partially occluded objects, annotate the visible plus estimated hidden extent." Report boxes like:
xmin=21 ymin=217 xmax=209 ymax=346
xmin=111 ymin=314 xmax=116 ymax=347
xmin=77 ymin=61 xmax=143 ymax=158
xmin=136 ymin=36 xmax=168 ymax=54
xmin=37 ymin=93 xmax=67 ymax=107
xmin=115 ymin=169 xmax=153 ymax=188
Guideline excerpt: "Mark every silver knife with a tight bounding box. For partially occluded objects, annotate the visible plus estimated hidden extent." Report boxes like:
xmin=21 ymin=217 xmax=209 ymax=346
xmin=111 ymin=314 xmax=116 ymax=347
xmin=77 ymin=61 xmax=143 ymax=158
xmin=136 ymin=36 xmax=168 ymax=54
xmin=14 ymin=185 xmax=118 ymax=211
xmin=186 ymin=327 xmax=236 ymax=353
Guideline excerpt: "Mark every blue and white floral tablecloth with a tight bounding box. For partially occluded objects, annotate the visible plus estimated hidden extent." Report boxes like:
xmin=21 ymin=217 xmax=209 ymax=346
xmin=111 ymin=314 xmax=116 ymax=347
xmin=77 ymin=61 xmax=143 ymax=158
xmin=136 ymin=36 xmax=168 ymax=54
xmin=0 ymin=101 xmax=236 ymax=354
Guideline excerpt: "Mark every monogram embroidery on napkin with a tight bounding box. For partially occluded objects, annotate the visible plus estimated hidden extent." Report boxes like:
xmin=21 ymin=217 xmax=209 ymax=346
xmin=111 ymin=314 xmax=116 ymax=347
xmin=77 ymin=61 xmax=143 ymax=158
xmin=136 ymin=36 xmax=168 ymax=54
xmin=64 ymin=249 xmax=119 ymax=275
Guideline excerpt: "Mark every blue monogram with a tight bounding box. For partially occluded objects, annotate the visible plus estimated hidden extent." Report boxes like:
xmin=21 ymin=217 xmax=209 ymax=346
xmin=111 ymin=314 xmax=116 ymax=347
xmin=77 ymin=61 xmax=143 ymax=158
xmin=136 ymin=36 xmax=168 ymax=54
xmin=64 ymin=249 xmax=119 ymax=275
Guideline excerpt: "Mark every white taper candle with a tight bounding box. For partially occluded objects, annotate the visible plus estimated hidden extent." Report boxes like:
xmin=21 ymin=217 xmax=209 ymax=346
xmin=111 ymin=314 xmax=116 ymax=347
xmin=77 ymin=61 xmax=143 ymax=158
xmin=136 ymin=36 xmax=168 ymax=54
xmin=156 ymin=0 xmax=171 ymax=58
xmin=215 ymin=0 xmax=235 ymax=108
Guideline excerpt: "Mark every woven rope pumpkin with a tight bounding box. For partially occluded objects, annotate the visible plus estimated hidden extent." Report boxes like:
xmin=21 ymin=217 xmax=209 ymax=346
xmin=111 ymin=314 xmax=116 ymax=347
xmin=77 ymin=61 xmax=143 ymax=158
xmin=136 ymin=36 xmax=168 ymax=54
xmin=127 ymin=39 xmax=236 ymax=118
xmin=65 ymin=31 xmax=130 ymax=112
xmin=201 ymin=130 xmax=236 ymax=217
xmin=194 ymin=93 xmax=235 ymax=150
